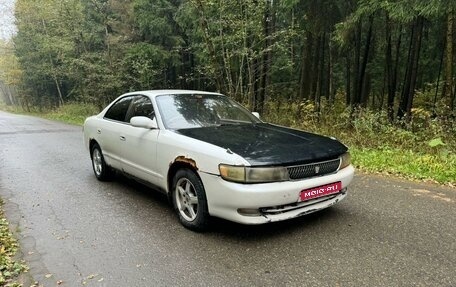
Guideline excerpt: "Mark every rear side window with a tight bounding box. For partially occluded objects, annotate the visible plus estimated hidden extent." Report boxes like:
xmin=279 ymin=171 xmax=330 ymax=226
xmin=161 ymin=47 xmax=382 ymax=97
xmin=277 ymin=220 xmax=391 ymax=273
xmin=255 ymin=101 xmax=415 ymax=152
xmin=104 ymin=96 xmax=133 ymax=122
xmin=125 ymin=96 xmax=155 ymax=122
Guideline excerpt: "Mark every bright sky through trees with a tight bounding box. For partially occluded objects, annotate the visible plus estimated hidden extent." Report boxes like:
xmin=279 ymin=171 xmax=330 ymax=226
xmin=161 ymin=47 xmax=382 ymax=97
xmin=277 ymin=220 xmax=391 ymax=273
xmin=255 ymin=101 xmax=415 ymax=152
xmin=0 ymin=0 xmax=16 ymax=40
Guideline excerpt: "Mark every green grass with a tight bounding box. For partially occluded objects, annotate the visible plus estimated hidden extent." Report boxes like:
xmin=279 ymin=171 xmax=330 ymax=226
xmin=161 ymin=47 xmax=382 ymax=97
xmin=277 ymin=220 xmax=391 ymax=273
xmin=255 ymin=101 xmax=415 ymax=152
xmin=43 ymin=103 xmax=100 ymax=125
xmin=0 ymin=103 xmax=100 ymax=126
xmin=0 ymin=199 xmax=28 ymax=286
xmin=351 ymin=147 xmax=456 ymax=184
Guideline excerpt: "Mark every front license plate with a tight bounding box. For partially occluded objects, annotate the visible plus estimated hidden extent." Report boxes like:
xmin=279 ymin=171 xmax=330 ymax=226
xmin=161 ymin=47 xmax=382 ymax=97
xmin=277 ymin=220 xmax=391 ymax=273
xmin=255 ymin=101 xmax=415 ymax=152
xmin=299 ymin=182 xmax=342 ymax=202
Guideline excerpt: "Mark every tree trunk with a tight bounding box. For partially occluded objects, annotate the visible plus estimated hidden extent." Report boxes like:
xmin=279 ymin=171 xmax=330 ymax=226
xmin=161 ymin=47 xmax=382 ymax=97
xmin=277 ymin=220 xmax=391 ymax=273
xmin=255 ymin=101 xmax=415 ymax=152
xmin=257 ymin=0 xmax=273 ymax=114
xmin=451 ymin=81 xmax=456 ymax=112
xmin=327 ymin=37 xmax=334 ymax=105
xmin=9 ymin=86 xmax=17 ymax=106
xmin=352 ymin=20 xmax=362 ymax=106
xmin=317 ymin=33 xmax=326 ymax=113
xmin=41 ymin=19 xmax=64 ymax=106
xmin=0 ymin=82 xmax=13 ymax=105
xmin=298 ymin=31 xmax=314 ymax=99
xmin=345 ymin=53 xmax=351 ymax=105
xmin=385 ymin=15 xmax=394 ymax=120
xmin=442 ymin=8 xmax=454 ymax=110
xmin=249 ymin=56 xmax=261 ymax=111
xmin=290 ymin=8 xmax=295 ymax=65
xmin=359 ymin=16 xmax=374 ymax=107
xmin=397 ymin=23 xmax=415 ymax=120
xmin=362 ymin=72 xmax=371 ymax=107
xmin=310 ymin=34 xmax=322 ymax=102
xmin=433 ymin=40 xmax=445 ymax=115
xmin=397 ymin=17 xmax=424 ymax=121
xmin=217 ymin=1 xmax=235 ymax=96
xmin=53 ymin=76 xmax=64 ymax=106
xmin=378 ymin=64 xmax=387 ymax=110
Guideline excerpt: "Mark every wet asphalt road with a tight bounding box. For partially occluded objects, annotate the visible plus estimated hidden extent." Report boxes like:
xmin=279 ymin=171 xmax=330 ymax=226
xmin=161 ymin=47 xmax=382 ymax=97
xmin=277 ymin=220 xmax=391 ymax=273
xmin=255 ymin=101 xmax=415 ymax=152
xmin=0 ymin=111 xmax=455 ymax=287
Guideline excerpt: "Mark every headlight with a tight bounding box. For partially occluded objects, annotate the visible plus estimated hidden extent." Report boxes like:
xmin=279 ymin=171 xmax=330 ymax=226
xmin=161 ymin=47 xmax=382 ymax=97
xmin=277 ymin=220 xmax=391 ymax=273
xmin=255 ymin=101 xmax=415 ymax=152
xmin=245 ymin=166 xmax=289 ymax=183
xmin=339 ymin=152 xmax=351 ymax=169
xmin=219 ymin=164 xmax=289 ymax=183
xmin=219 ymin=165 xmax=245 ymax=182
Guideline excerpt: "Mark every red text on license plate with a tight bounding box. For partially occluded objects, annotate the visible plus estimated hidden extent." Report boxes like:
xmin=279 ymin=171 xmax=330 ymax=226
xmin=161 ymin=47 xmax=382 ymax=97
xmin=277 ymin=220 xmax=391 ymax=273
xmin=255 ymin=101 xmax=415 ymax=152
xmin=299 ymin=182 xmax=342 ymax=202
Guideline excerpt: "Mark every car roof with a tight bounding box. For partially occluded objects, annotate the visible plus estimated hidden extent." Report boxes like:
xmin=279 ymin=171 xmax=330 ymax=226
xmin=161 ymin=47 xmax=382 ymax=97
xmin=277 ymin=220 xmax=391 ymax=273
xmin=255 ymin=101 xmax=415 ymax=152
xmin=122 ymin=89 xmax=224 ymax=98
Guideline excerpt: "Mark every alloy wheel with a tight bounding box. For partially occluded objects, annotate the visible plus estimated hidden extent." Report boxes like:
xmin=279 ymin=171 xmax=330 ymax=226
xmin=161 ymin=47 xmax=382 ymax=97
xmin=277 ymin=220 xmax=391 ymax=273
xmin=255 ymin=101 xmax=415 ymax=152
xmin=92 ymin=148 xmax=103 ymax=176
xmin=175 ymin=177 xmax=199 ymax=222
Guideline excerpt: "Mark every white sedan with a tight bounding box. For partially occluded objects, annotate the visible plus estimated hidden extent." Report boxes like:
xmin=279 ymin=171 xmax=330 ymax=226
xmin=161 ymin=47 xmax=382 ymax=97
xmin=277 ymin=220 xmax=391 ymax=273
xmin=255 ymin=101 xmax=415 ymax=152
xmin=83 ymin=90 xmax=354 ymax=231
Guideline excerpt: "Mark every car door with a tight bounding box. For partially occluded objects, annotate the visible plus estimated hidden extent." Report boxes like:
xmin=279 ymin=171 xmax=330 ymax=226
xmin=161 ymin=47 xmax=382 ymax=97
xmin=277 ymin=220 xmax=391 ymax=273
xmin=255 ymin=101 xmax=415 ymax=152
xmin=98 ymin=96 xmax=133 ymax=170
xmin=120 ymin=95 xmax=161 ymax=185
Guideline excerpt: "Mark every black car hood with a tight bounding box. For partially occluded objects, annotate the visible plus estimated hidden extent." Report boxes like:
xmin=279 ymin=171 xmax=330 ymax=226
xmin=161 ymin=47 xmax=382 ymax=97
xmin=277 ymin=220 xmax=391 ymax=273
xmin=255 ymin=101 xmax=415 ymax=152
xmin=175 ymin=123 xmax=347 ymax=166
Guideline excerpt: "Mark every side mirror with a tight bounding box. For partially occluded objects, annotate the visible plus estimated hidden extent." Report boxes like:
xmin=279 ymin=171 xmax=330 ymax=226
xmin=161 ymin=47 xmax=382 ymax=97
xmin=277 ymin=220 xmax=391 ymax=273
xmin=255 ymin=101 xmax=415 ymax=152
xmin=252 ymin=112 xmax=260 ymax=119
xmin=130 ymin=116 xmax=158 ymax=129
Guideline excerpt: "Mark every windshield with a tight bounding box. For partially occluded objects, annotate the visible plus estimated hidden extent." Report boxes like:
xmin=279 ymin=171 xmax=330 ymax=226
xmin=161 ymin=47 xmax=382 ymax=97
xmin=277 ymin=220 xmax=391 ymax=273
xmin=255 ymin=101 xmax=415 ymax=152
xmin=156 ymin=94 xmax=261 ymax=129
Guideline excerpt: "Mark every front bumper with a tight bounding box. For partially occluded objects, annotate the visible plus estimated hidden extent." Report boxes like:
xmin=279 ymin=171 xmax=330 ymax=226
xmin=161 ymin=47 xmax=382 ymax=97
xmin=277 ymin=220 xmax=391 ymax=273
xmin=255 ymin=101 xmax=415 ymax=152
xmin=199 ymin=165 xmax=354 ymax=224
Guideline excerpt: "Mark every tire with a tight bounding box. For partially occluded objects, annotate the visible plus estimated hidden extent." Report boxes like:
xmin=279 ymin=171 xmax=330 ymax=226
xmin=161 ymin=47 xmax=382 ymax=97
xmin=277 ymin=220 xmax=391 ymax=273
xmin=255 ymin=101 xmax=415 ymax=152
xmin=90 ymin=143 xmax=113 ymax=181
xmin=171 ymin=168 xmax=210 ymax=232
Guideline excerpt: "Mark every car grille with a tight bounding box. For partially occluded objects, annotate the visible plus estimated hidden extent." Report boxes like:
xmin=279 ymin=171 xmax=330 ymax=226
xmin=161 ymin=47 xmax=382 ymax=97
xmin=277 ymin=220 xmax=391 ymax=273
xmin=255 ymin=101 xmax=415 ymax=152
xmin=287 ymin=158 xmax=340 ymax=180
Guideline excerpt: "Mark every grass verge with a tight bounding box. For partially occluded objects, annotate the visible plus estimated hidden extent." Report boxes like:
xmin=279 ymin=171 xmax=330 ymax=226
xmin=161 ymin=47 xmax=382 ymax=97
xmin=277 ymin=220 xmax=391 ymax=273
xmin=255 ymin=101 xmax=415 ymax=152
xmin=0 ymin=103 xmax=99 ymax=126
xmin=0 ymin=199 xmax=28 ymax=286
xmin=351 ymin=147 xmax=456 ymax=185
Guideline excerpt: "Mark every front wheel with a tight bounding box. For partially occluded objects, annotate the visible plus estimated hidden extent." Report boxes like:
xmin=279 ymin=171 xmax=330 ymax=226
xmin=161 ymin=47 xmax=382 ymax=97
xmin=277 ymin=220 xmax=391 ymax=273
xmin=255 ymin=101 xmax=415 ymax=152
xmin=172 ymin=169 xmax=210 ymax=232
xmin=91 ymin=143 xmax=113 ymax=181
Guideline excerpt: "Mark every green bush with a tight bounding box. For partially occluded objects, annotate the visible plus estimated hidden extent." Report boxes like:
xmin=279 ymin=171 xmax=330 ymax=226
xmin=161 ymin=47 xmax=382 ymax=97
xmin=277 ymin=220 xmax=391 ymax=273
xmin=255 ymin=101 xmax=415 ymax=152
xmin=263 ymin=99 xmax=456 ymax=185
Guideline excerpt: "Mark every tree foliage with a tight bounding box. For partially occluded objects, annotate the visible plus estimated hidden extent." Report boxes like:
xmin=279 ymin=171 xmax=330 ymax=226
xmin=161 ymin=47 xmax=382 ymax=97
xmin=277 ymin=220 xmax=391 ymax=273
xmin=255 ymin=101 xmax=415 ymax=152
xmin=2 ymin=0 xmax=455 ymax=119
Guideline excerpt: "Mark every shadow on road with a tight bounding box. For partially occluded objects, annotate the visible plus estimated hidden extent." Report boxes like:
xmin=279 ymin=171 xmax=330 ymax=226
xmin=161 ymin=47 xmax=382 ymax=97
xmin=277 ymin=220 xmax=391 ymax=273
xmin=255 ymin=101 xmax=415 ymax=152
xmin=209 ymin=208 xmax=341 ymax=238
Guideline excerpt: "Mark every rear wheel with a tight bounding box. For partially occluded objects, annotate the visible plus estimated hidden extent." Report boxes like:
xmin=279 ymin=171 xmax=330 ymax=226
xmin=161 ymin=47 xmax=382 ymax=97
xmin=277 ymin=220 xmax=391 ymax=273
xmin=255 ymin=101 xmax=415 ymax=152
xmin=172 ymin=169 xmax=210 ymax=232
xmin=91 ymin=143 xmax=113 ymax=181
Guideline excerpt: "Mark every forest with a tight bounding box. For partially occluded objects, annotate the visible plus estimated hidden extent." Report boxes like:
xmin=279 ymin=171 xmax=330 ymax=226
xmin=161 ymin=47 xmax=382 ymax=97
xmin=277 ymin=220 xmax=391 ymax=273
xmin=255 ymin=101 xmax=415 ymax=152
xmin=0 ymin=0 xmax=455 ymax=183
xmin=0 ymin=0 xmax=454 ymax=115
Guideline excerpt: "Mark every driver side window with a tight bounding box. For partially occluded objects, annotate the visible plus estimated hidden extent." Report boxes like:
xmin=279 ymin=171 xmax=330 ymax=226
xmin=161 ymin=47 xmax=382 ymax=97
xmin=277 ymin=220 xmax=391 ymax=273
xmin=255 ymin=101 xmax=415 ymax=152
xmin=104 ymin=96 xmax=133 ymax=122
xmin=125 ymin=95 xmax=155 ymax=123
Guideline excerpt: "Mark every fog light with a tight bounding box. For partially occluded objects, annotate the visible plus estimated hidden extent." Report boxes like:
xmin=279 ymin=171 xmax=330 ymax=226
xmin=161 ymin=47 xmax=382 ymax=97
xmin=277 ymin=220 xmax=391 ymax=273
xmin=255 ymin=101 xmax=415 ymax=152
xmin=237 ymin=208 xmax=261 ymax=216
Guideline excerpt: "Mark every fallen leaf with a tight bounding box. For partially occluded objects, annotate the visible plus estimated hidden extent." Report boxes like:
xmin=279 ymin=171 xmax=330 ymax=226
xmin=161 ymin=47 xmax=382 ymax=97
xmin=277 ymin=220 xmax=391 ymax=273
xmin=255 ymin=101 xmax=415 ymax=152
xmin=45 ymin=274 xmax=52 ymax=278
xmin=57 ymin=280 xmax=63 ymax=285
xmin=98 ymin=278 xmax=104 ymax=282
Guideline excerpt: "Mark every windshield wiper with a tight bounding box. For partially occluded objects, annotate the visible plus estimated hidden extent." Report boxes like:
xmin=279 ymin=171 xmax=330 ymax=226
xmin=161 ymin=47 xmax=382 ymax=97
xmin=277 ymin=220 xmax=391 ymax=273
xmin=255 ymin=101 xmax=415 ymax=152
xmin=219 ymin=119 xmax=251 ymax=126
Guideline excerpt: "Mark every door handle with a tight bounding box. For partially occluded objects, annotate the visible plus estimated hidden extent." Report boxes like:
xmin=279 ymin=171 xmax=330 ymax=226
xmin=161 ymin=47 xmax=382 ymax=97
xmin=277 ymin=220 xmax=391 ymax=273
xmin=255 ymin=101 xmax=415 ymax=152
xmin=120 ymin=136 xmax=126 ymax=141
xmin=97 ymin=129 xmax=101 ymax=134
